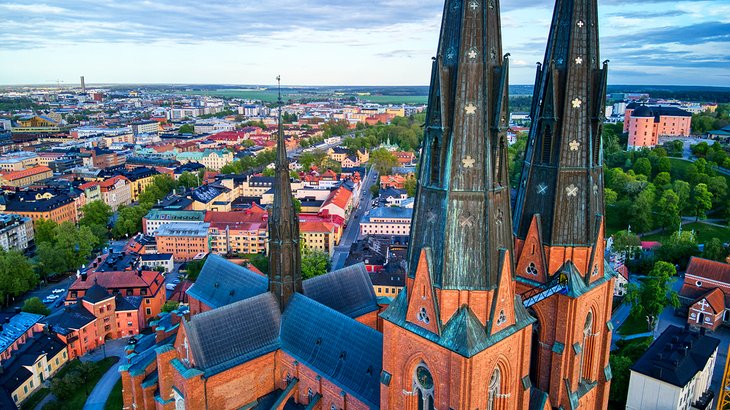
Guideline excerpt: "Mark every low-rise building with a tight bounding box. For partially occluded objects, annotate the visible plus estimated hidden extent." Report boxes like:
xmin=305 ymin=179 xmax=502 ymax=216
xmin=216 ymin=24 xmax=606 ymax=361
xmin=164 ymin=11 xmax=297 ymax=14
xmin=99 ymin=175 xmax=132 ymax=211
xmin=131 ymin=121 xmax=159 ymax=136
xmin=143 ymin=209 xmax=206 ymax=235
xmin=140 ymin=253 xmax=174 ymax=272
xmin=0 ymin=151 xmax=40 ymax=172
xmin=0 ymin=166 xmax=53 ymax=187
xmin=176 ymin=149 xmax=233 ymax=170
xmin=1 ymin=190 xmax=78 ymax=223
xmin=0 ymin=213 xmax=34 ymax=252
xmin=678 ymin=257 xmax=730 ymax=331
xmin=360 ymin=206 xmax=413 ymax=236
xmin=0 ymin=333 xmax=68 ymax=408
xmin=119 ymin=167 xmax=159 ymax=201
xmin=156 ymin=222 xmax=210 ymax=260
xmin=0 ymin=312 xmax=45 ymax=362
xmin=626 ymin=325 xmax=718 ymax=410
xmin=300 ymin=220 xmax=340 ymax=257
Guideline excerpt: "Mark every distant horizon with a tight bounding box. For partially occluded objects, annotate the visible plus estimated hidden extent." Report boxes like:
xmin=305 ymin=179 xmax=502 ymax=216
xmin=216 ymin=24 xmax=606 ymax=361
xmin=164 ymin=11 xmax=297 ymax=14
xmin=1 ymin=0 xmax=728 ymax=86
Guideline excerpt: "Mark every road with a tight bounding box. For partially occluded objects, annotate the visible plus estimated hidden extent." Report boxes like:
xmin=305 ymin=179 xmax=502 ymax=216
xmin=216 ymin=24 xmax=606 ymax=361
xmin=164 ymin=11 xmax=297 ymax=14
xmin=331 ymin=167 xmax=378 ymax=270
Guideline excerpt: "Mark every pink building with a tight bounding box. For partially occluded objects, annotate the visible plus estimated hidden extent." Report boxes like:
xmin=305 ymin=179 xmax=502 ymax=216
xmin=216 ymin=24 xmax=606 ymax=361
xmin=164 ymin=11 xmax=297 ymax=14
xmin=625 ymin=104 xmax=692 ymax=149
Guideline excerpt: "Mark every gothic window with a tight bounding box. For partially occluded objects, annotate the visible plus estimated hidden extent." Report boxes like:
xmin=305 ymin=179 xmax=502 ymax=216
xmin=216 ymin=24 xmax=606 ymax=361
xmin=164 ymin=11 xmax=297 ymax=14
xmin=413 ymin=364 xmax=435 ymax=410
xmin=173 ymin=389 xmax=185 ymax=410
xmin=526 ymin=262 xmax=538 ymax=275
xmin=580 ymin=312 xmax=593 ymax=381
xmin=307 ymin=389 xmax=314 ymax=402
xmin=487 ymin=368 xmax=501 ymax=410
xmin=496 ymin=310 xmax=506 ymax=326
xmin=429 ymin=134 xmax=441 ymax=184
xmin=540 ymin=123 xmax=553 ymax=163
xmin=592 ymin=265 xmax=598 ymax=276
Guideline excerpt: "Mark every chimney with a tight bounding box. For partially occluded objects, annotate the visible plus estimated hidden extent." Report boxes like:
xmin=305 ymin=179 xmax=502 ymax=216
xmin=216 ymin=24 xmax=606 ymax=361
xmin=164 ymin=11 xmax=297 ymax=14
xmin=81 ymin=272 xmax=88 ymax=281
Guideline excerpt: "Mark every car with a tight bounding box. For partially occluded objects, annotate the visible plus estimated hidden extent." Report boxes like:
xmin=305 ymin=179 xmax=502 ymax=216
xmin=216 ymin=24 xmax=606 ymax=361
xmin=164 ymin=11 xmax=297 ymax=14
xmin=46 ymin=294 xmax=59 ymax=300
xmin=52 ymin=288 xmax=65 ymax=294
xmin=43 ymin=298 xmax=54 ymax=304
xmin=165 ymin=283 xmax=177 ymax=291
xmin=172 ymin=278 xmax=181 ymax=284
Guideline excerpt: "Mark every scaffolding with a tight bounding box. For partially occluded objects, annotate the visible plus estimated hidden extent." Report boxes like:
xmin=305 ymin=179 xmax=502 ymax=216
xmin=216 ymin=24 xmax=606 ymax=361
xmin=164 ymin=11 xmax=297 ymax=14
xmin=717 ymin=344 xmax=730 ymax=410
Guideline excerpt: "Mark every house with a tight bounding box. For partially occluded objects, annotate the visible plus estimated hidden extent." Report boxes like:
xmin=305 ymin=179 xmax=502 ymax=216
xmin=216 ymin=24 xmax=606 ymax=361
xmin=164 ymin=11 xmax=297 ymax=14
xmin=625 ymin=103 xmax=692 ymax=149
xmin=626 ymin=325 xmax=718 ymax=410
xmin=380 ymin=174 xmax=408 ymax=190
xmin=379 ymin=187 xmax=408 ymax=207
xmin=98 ymin=175 xmax=132 ymax=211
xmin=299 ymin=220 xmax=340 ymax=257
xmin=360 ymin=206 xmax=413 ymax=236
xmin=140 ymin=253 xmax=174 ymax=273
xmin=614 ymin=264 xmax=629 ymax=297
xmin=318 ymin=186 xmax=352 ymax=225
xmin=0 ymin=312 xmax=45 ymax=362
xmin=0 ymin=213 xmax=34 ymax=252
xmin=678 ymin=257 xmax=730 ymax=331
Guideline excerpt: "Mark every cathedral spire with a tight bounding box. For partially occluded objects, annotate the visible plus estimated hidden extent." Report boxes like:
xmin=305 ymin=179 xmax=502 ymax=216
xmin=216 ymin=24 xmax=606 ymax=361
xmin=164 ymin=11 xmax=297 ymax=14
xmin=410 ymin=0 xmax=513 ymax=290
xmin=268 ymin=76 xmax=302 ymax=310
xmin=513 ymin=0 xmax=608 ymax=246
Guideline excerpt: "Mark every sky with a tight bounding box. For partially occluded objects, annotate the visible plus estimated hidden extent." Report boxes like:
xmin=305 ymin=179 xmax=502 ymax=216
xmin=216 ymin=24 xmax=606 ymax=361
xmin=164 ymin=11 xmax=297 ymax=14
xmin=0 ymin=0 xmax=728 ymax=87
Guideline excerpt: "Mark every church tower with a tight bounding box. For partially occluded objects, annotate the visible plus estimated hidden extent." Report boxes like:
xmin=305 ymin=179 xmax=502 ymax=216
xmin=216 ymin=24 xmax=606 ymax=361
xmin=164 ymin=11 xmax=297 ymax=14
xmin=268 ymin=78 xmax=302 ymax=310
xmin=380 ymin=0 xmax=535 ymax=408
xmin=512 ymin=0 xmax=613 ymax=406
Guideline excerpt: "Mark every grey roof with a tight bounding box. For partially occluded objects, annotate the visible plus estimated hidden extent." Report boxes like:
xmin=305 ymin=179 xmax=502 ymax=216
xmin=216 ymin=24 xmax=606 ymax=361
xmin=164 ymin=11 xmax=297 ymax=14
xmin=185 ymin=293 xmax=281 ymax=376
xmin=631 ymin=325 xmax=720 ymax=387
xmin=0 ymin=312 xmax=43 ymax=355
xmin=83 ymin=282 xmax=112 ymax=303
xmin=186 ymin=254 xmax=268 ymax=309
xmin=280 ymin=294 xmax=382 ymax=408
xmin=43 ymin=303 xmax=96 ymax=335
xmin=303 ymin=263 xmax=379 ymax=318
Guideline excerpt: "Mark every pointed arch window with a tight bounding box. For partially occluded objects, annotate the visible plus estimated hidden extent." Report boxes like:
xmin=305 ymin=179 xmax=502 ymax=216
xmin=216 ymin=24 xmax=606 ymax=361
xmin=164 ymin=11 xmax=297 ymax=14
xmin=413 ymin=364 xmax=435 ymax=410
xmin=487 ymin=368 xmax=501 ymax=410
xmin=580 ymin=312 xmax=594 ymax=381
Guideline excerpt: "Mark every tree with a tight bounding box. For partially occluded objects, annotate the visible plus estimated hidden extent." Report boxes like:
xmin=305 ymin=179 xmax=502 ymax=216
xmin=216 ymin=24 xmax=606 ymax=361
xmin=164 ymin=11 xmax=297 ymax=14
xmin=404 ymin=176 xmax=417 ymax=197
xmin=177 ymin=171 xmax=200 ymax=189
xmin=34 ymin=218 xmax=58 ymax=245
xmin=322 ymin=119 xmax=351 ymax=137
xmin=22 ymin=297 xmax=50 ymax=315
xmin=656 ymin=231 xmax=700 ymax=269
xmin=369 ymin=148 xmax=399 ymax=175
xmin=690 ymin=183 xmax=713 ymax=221
xmin=672 ymin=180 xmax=691 ymax=214
xmin=612 ymin=230 xmax=641 ymax=260
xmin=707 ymin=176 xmax=728 ymax=207
xmin=0 ymin=251 xmax=38 ymax=306
xmin=37 ymin=222 xmax=97 ymax=276
xmin=301 ymin=248 xmax=330 ymax=279
xmin=655 ymin=189 xmax=680 ymax=233
xmin=162 ymin=301 xmax=180 ymax=313
xmin=370 ymin=184 xmax=380 ymax=196
xmin=653 ymin=172 xmax=671 ymax=189
xmin=608 ymin=354 xmax=634 ymax=405
xmin=183 ymin=258 xmax=206 ymax=281
xmin=629 ymin=185 xmax=655 ymax=233
xmin=79 ymin=201 xmax=113 ymax=247
xmin=656 ymin=156 xmax=672 ymax=174
xmin=626 ymin=261 xmax=679 ymax=329
xmin=113 ymin=205 xmax=148 ymax=238
xmin=633 ymin=158 xmax=652 ymax=177
xmin=178 ymin=124 xmax=194 ymax=134
xmin=703 ymin=238 xmax=728 ymax=262
xmin=604 ymin=188 xmax=618 ymax=206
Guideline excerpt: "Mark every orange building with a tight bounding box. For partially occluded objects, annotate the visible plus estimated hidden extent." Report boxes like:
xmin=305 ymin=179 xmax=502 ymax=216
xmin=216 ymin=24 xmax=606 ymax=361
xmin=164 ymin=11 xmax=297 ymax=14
xmin=1 ymin=191 xmax=78 ymax=223
xmin=679 ymin=257 xmax=730 ymax=331
xmin=625 ymin=104 xmax=692 ymax=149
xmin=155 ymin=222 xmax=210 ymax=260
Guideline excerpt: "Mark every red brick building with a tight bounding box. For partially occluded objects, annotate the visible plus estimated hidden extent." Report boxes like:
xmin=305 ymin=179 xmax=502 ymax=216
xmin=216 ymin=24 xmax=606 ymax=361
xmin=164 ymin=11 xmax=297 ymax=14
xmin=679 ymin=257 xmax=730 ymax=331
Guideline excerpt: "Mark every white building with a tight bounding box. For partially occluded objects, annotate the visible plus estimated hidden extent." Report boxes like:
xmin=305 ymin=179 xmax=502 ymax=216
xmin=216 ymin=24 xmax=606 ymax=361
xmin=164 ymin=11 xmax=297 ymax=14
xmin=360 ymin=207 xmax=412 ymax=236
xmin=140 ymin=253 xmax=174 ymax=272
xmin=0 ymin=214 xmax=34 ymax=252
xmin=626 ymin=325 xmax=718 ymax=410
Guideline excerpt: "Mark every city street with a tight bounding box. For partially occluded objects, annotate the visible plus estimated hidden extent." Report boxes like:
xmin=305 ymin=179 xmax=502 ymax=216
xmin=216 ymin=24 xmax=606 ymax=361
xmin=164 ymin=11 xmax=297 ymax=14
xmin=331 ymin=167 xmax=378 ymax=270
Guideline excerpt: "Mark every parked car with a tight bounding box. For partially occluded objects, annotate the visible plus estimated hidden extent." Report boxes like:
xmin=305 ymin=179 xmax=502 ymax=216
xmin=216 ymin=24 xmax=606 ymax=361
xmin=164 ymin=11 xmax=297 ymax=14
xmin=52 ymin=288 xmax=65 ymax=294
xmin=165 ymin=283 xmax=177 ymax=291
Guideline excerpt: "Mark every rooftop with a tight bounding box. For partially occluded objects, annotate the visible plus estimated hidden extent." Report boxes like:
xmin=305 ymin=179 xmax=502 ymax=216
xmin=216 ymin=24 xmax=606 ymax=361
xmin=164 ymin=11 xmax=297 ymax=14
xmin=156 ymin=222 xmax=210 ymax=237
xmin=0 ymin=312 xmax=44 ymax=355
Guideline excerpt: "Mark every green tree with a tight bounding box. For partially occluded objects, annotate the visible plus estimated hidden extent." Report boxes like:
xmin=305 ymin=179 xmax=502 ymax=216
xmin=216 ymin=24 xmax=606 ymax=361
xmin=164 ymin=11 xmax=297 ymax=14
xmin=178 ymin=124 xmax=194 ymax=134
xmin=21 ymin=297 xmax=50 ymax=315
xmin=626 ymin=261 xmax=679 ymax=329
xmin=301 ymin=248 xmax=330 ymax=279
xmin=702 ymin=238 xmax=728 ymax=262
xmin=404 ymin=176 xmax=417 ymax=197
xmin=655 ymin=189 xmax=681 ymax=233
xmin=672 ymin=180 xmax=691 ymax=214
xmin=656 ymin=156 xmax=672 ymax=174
xmin=653 ymin=172 xmax=671 ymax=188
xmin=690 ymin=183 xmax=713 ymax=221
xmin=656 ymin=231 xmax=700 ymax=269
xmin=79 ymin=201 xmax=113 ymax=248
xmin=369 ymin=148 xmax=399 ymax=175
xmin=604 ymin=188 xmax=618 ymax=206
xmin=322 ymin=119 xmax=351 ymax=137
xmin=34 ymin=218 xmax=58 ymax=245
xmin=707 ymin=176 xmax=728 ymax=207
xmin=608 ymin=354 xmax=634 ymax=405
xmin=177 ymin=171 xmax=201 ymax=189
xmin=183 ymin=258 xmax=206 ymax=281
xmin=633 ymin=158 xmax=652 ymax=177
xmin=162 ymin=301 xmax=180 ymax=313
xmin=629 ymin=185 xmax=655 ymax=233
xmin=112 ymin=205 xmax=148 ymax=238
xmin=612 ymin=230 xmax=641 ymax=260
xmin=0 ymin=250 xmax=38 ymax=307
xmin=370 ymin=184 xmax=380 ymax=196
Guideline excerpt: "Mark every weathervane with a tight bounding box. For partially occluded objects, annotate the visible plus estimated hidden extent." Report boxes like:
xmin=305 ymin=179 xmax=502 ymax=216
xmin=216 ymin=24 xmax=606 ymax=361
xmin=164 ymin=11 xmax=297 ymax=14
xmin=276 ymin=75 xmax=282 ymax=104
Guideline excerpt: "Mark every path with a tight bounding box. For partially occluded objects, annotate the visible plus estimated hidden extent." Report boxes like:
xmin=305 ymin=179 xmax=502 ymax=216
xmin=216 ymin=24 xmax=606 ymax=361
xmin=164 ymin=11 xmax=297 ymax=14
xmin=331 ymin=167 xmax=378 ymax=270
xmin=81 ymin=338 xmax=130 ymax=410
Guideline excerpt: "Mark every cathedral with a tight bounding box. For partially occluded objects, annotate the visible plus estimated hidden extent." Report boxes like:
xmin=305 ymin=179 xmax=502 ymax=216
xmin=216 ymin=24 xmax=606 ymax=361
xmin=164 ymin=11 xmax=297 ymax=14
xmin=119 ymin=0 xmax=614 ymax=408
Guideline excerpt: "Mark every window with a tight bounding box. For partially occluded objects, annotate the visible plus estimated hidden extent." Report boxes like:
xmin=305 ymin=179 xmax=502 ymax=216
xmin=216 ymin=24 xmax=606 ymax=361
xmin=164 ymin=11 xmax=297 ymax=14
xmin=146 ymin=308 xmax=151 ymax=315
xmin=526 ymin=262 xmax=538 ymax=275
xmin=413 ymin=364 xmax=435 ymax=410
xmin=696 ymin=281 xmax=703 ymax=287
xmin=496 ymin=310 xmax=506 ymax=326
xmin=580 ymin=312 xmax=593 ymax=381
xmin=487 ymin=368 xmax=501 ymax=410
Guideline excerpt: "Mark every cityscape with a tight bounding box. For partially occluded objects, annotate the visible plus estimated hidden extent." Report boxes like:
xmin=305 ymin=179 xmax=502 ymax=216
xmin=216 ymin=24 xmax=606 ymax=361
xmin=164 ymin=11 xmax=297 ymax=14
xmin=0 ymin=0 xmax=730 ymax=410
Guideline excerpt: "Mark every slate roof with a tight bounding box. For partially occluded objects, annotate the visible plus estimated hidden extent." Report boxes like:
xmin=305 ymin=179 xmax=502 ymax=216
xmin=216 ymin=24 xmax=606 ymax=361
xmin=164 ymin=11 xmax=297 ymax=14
xmin=631 ymin=325 xmax=720 ymax=387
xmin=631 ymin=104 xmax=692 ymax=119
xmin=186 ymin=254 xmax=268 ymax=309
xmin=83 ymin=281 xmax=113 ymax=303
xmin=43 ymin=303 xmax=96 ymax=335
xmin=185 ymin=293 xmax=281 ymax=376
xmin=0 ymin=334 xmax=66 ymax=392
xmin=0 ymin=312 xmax=44 ymax=355
xmin=302 ymin=263 xmax=379 ymax=319
xmin=280 ymin=294 xmax=382 ymax=408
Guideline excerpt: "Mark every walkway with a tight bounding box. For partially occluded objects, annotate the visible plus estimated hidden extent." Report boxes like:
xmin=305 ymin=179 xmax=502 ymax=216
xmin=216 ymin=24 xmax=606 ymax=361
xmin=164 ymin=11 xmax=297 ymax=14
xmin=81 ymin=338 xmax=130 ymax=410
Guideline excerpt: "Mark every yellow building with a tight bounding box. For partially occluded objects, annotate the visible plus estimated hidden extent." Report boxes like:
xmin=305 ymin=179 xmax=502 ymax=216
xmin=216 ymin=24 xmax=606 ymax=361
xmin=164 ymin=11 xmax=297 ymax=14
xmin=3 ymin=334 xmax=68 ymax=406
xmin=0 ymin=166 xmax=53 ymax=187
xmin=300 ymin=221 xmax=341 ymax=257
xmin=123 ymin=168 xmax=160 ymax=202
xmin=385 ymin=107 xmax=406 ymax=117
xmin=0 ymin=152 xmax=40 ymax=172
xmin=13 ymin=115 xmax=63 ymax=134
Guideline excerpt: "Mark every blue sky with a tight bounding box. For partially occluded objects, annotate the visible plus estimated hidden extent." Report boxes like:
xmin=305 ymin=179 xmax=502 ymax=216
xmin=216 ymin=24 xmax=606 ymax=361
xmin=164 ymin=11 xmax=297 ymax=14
xmin=0 ymin=0 xmax=728 ymax=86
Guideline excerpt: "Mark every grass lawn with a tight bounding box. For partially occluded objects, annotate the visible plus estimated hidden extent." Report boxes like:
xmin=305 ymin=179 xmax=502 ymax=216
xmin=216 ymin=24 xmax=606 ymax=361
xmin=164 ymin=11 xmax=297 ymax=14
xmin=618 ymin=313 xmax=653 ymax=336
xmin=641 ymin=221 xmax=730 ymax=243
xmin=104 ymin=379 xmax=123 ymax=410
xmin=43 ymin=357 xmax=119 ymax=410
xmin=20 ymin=388 xmax=49 ymax=410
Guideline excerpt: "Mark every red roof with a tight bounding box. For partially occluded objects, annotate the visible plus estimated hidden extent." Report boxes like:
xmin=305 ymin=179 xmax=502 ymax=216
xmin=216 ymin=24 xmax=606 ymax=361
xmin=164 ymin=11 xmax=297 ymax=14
xmin=641 ymin=241 xmax=662 ymax=250
xmin=322 ymin=186 xmax=352 ymax=210
xmin=70 ymin=270 xmax=163 ymax=292
xmin=79 ymin=181 xmax=100 ymax=190
xmin=686 ymin=257 xmax=730 ymax=284
xmin=99 ymin=175 xmax=130 ymax=189
xmin=300 ymin=221 xmax=337 ymax=234
xmin=1 ymin=166 xmax=52 ymax=181
xmin=696 ymin=288 xmax=726 ymax=314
